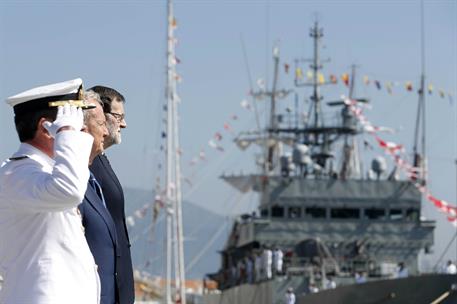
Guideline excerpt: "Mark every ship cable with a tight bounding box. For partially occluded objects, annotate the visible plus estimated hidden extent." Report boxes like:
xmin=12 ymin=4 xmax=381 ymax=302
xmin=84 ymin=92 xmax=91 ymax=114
xmin=240 ymin=33 xmax=262 ymax=133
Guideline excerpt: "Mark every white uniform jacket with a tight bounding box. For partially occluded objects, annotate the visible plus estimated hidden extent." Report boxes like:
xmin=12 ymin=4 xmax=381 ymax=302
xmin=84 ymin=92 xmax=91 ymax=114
xmin=0 ymin=131 xmax=100 ymax=304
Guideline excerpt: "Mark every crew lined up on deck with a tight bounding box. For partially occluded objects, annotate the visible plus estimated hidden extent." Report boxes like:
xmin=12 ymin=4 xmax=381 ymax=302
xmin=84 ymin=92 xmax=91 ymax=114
xmin=223 ymin=246 xmax=284 ymax=287
xmin=0 ymin=79 xmax=133 ymax=304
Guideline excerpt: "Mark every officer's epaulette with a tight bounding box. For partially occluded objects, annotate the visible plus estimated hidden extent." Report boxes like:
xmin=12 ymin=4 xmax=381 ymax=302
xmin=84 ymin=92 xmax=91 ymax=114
xmin=8 ymin=156 xmax=29 ymax=161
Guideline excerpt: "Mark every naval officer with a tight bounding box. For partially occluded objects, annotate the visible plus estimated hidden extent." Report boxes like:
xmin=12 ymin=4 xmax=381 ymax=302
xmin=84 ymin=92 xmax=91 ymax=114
xmin=0 ymin=79 xmax=100 ymax=304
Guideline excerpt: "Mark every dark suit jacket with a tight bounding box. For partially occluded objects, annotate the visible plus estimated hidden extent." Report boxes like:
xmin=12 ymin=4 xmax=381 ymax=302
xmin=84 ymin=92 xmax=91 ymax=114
xmin=90 ymin=154 xmax=135 ymax=304
xmin=79 ymin=180 xmax=118 ymax=304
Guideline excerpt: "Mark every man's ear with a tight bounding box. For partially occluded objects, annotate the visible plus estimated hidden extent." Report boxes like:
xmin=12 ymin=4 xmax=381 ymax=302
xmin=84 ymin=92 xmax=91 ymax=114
xmin=37 ymin=117 xmax=53 ymax=139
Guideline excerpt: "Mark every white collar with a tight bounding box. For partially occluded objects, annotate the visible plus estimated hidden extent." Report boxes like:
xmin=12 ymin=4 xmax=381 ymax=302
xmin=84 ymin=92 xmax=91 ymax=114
xmin=13 ymin=143 xmax=54 ymax=167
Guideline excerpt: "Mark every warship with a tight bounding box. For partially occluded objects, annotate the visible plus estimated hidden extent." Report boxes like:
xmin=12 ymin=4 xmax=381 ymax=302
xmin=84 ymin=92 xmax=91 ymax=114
xmin=203 ymin=21 xmax=457 ymax=304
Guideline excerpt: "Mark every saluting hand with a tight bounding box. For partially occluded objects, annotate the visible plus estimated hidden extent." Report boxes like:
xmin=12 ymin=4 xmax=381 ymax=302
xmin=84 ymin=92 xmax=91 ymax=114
xmin=42 ymin=104 xmax=84 ymax=138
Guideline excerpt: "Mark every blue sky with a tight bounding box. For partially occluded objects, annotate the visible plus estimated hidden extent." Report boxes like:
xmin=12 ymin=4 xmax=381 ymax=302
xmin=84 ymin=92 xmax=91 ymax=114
xmin=1 ymin=0 xmax=456 ymax=270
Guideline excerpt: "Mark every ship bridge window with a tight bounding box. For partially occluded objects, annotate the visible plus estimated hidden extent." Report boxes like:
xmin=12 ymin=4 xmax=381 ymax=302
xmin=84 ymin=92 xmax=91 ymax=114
xmin=271 ymin=205 xmax=284 ymax=218
xmin=364 ymin=208 xmax=385 ymax=220
xmin=288 ymin=207 xmax=301 ymax=218
xmin=331 ymin=208 xmax=360 ymax=219
xmin=305 ymin=207 xmax=326 ymax=219
xmin=389 ymin=209 xmax=403 ymax=220
xmin=406 ymin=208 xmax=419 ymax=221
xmin=261 ymin=209 xmax=269 ymax=218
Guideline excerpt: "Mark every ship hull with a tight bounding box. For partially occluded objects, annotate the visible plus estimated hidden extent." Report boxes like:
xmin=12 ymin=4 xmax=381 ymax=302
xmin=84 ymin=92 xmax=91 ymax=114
xmin=203 ymin=274 xmax=457 ymax=304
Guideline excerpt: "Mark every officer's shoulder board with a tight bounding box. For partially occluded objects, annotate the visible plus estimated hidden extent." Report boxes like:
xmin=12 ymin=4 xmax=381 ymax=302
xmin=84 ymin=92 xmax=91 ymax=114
xmin=8 ymin=156 xmax=29 ymax=161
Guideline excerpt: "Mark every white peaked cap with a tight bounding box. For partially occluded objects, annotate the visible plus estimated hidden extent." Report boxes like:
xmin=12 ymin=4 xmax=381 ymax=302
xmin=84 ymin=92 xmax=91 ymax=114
xmin=6 ymin=78 xmax=83 ymax=107
xmin=4 ymin=78 xmax=95 ymax=115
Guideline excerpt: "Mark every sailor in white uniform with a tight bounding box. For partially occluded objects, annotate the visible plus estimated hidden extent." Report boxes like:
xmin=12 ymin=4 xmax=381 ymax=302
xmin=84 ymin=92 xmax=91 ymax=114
xmin=272 ymin=247 xmax=284 ymax=275
xmin=285 ymin=287 xmax=296 ymax=304
xmin=263 ymin=247 xmax=273 ymax=280
xmin=0 ymin=79 xmax=100 ymax=304
xmin=445 ymin=260 xmax=457 ymax=274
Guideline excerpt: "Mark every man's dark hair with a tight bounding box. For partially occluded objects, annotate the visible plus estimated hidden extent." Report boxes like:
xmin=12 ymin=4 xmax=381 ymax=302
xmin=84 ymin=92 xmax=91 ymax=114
xmin=14 ymin=108 xmax=57 ymax=142
xmin=88 ymin=86 xmax=125 ymax=113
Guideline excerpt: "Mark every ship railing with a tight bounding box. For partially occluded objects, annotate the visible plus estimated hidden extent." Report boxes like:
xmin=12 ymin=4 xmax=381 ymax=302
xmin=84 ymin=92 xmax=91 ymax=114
xmin=283 ymin=257 xmax=376 ymax=278
xmin=305 ymin=112 xmax=355 ymax=130
xmin=273 ymin=110 xmax=351 ymax=130
xmin=216 ymin=256 xmax=385 ymax=290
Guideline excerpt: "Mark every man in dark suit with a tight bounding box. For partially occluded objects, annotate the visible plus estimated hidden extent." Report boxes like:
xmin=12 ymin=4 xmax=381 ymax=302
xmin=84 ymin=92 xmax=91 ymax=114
xmin=80 ymin=174 xmax=118 ymax=304
xmin=79 ymin=91 xmax=117 ymax=304
xmin=88 ymin=85 xmax=134 ymax=304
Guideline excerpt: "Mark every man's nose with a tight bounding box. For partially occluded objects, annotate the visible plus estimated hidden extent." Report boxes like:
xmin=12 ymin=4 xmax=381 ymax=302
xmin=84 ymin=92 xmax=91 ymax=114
xmin=120 ymin=118 xmax=127 ymax=129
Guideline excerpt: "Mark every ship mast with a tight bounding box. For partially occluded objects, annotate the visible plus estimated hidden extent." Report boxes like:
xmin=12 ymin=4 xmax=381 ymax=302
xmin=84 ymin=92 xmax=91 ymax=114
xmin=340 ymin=64 xmax=362 ymax=179
xmin=310 ymin=20 xmax=324 ymax=130
xmin=266 ymin=45 xmax=281 ymax=173
xmin=165 ymin=0 xmax=186 ymax=303
xmin=249 ymin=44 xmax=290 ymax=174
xmin=412 ymin=0 xmax=427 ymax=185
xmin=293 ymin=21 xmax=365 ymax=178
xmin=295 ymin=20 xmax=334 ymax=171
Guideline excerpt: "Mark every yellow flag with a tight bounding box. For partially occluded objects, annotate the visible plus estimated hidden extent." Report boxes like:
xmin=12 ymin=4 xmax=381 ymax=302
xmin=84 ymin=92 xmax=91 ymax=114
xmin=386 ymin=82 xmax=393 ymax=95
xmin=341 ymin=73 xmax=349 ymax=86
xmin=295 ymin=68 xmax=303 ymax=80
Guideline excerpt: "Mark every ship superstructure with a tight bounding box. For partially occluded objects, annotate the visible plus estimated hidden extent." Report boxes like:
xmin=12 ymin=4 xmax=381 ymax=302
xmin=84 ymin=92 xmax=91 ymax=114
xmin=204 ymin=21 xmax=457 ymax=304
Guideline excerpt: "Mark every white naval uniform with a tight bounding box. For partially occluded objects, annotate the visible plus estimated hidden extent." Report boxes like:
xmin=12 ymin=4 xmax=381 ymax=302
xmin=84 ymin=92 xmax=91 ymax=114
xmin=263 ymin=249 xmax=272 ymax=279
xmin=285 ymin=292 xmax=296 ymax=304
xmin=0 ymin=131 xmax=100 ymax=304
xmin=273 ymin=249 xmax=283 ymax=273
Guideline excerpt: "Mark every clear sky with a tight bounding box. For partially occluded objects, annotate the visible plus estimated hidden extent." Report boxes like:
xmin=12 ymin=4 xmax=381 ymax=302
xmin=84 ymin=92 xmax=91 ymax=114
xmin=1 ymin=0 xmax=456 ymax=270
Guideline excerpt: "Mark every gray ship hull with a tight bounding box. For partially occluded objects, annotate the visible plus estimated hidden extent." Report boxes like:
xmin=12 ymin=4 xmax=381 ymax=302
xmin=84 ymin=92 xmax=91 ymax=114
xmin=203 ymin=274 xmax=457 ymax=304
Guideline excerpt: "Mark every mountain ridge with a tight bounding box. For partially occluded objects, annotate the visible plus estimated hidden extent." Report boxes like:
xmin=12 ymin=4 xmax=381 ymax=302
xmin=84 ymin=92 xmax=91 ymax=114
xmin=123 ymin=187 xmax=229 ymax=279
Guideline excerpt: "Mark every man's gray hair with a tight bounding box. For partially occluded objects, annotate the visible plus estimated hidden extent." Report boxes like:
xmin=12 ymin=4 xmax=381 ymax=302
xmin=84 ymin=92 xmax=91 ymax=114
xmin=83 ymin=90 xmax=103 ymax=122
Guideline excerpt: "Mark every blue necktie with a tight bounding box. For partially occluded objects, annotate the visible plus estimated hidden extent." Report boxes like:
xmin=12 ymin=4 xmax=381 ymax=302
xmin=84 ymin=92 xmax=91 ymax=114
xmin=89 ymin=173 xmax=106 ymax=208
